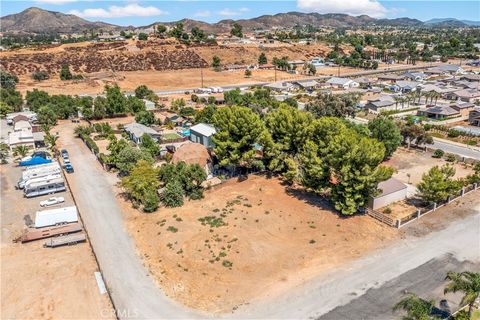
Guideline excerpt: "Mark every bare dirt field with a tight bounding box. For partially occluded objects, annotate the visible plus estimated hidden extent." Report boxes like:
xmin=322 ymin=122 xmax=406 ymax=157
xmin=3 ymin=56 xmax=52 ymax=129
xmin=120 ymin=175 xmax=398 ymax=313
xmin=386 ymin=148 xmax=473 ymax=186
xmin=0 ymin=161 xmax=114 ymax=319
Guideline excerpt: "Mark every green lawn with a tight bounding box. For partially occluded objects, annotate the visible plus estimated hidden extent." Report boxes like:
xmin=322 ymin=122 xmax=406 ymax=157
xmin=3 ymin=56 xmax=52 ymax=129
xmin=472 ymin=309 xmax=480 ymax=320
xmin=161 ymin=132 xmax=182 ymax=141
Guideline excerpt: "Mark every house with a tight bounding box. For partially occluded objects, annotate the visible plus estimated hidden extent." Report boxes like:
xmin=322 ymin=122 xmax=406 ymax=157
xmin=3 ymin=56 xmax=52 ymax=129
xmin=189 ymin=123 xmax=216 ymax=149
xmin=448 ymin=89 xmax=480 ymax=103
xmin=6 ymin=111 xmax=37 ymax=125
xmin=172 ymin=142 xmax=213 ymax=177
xmin=460 ymin=74 xmax=480 ymax=82
xmin=294 ymin=80 xmax=318 ymax=92
xmin=325 ymin=77 xmax=359 ymax=90
xmin=365 ymin=96 xmax=396 ymax=113
xmin=353 ymin=77 xmax=376 ymax=87
xmin=468 ymin=107 xmax=480 ymax=126
xmin=426 ymin=64 xmax=464 ymax=75
xmin=418 ymin=104 xmax=460 ymax=119
xmin=143 ymin=99 xmax=156 ymax=111
xmin=377 ymin=74 xmax=403 ymax=83
xmin=168 ymin=115 xmax=188 ymax=127
xmin=369 ymin=177 xmax=407 ymax=210
xmin=450 ymin=102 xmax=476 ymax=117
xmin=13 ymin=119 xmax=32 ymax=132
xmin=8 ymin=130 xmax=35 ymax=150
xmin=288 ymin=60 xmax=305 ymax=68
xmin=258 ymin=63 xmax=275 ymax=70
xmin=401 ymin=71 xmax=427 ymax=81
xmin=391 ymin=81 xmax=420 ymax=93
xmin=124 ymin=122 xmax=160 ymax=144
xmin=264 ymin=81 xmax=294 ymax=92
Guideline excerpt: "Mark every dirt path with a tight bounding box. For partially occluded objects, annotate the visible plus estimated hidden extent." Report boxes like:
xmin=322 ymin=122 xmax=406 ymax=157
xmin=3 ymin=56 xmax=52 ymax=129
xmin=56 ymin=121 xmax=202 ymax=319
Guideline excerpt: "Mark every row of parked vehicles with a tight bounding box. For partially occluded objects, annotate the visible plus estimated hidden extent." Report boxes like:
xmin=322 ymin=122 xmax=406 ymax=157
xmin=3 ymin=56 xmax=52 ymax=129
xmin=17 ymin=149 xmax=73 ymax=198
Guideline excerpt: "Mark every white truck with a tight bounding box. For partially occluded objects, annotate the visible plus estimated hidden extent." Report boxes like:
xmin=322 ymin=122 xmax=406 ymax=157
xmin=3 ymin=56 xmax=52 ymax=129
xmin=34 ymin=206 xmax=78 ymax=228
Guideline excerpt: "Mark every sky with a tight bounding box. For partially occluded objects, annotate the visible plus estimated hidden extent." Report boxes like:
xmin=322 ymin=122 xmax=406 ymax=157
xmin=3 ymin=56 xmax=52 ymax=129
xmin=1 ymin=0 xmax=479 ymax=26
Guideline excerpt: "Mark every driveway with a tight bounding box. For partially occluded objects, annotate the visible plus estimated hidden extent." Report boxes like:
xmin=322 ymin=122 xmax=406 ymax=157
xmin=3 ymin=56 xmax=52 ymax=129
xmin=58 ymin=121 xmax=480 ymax=320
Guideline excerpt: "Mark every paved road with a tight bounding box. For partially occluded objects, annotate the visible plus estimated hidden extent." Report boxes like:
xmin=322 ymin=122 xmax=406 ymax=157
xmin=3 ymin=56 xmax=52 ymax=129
xmin=319 ymin=256 xmax=479 ymax=320
xmin=58 ymin=123 xmax=203 ymax=319
xmin=59 ymin=122 xmax=480 ymax=320
xmin=235 ymin=208 xmax=480 ymax=319
xmin=431 ymin=138 xmax=480 ymax=160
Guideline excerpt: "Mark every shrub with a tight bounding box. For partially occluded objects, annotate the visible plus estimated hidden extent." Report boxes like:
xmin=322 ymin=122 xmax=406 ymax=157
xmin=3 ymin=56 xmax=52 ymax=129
xmin=432 ymin=149 xmax=444 ymax=158
xmin=383 ymin=207 xmax=392 ymax=214
xmin=143 ymin=189 xmax=160 ymax=213
xmin=32 ymin=71 xmax=49 ymax=81
xmin=222 ymin=260 xmax=233 ymax=268
xmin=447 ymin=129 xmax=461 ymax=138
xmin=444 ymin=153 xmax=456 ymax=162
xmin=162 ymin=180 xmax=184 ymax=207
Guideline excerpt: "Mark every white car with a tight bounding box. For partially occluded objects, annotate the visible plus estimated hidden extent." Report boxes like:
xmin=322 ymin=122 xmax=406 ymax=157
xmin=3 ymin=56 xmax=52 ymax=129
xmin=40 ymin=196 xmax=65 ymax=207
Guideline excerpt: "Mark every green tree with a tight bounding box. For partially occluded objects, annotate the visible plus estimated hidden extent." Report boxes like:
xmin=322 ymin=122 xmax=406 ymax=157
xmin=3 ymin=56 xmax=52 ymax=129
xmin=258 ymin=52 xmax=268 ymax=65
xmin=115 ymin=146 xmax=153 ymax=175
xmin=26 ymin=89 xmax=50 ymax=112
xmin=0 ymin=143 xmax=9 ymax=164
xmin=44 ymin=133 xmax=58 ymax=153
xmin=162 ymin=180 xmax=184 ymax=207
xmin=212 ymin=105 xmax=273 ymax=169
xmin=244 ymin=69 xmax=252 ymax=78
xmin=417 ymin=165 xmax=463 ymax=203
xmin=13 ymin=145 xmax=29 ymax=158
xmin=156 ymin=24 xmax=167 ymax=37
xmin=393 ymin=293 xmax=437 ymax=320
xmin=194 ymin=104 xmax=217 ymax=124
xmin=230 ymin=23 xmax=243 ymax=38
xmin=444 ymin=271 xmax=480 ymax=318
xmin=134 ymin=85 xmax=154 ymax=100
xmin=265 ymin=105 xmax=313 ymax=180
xmin=0 ymin=70 xmax=19 ymax=89
xmin=121 ymin=160 xmax=160 ymax=212
xmin=60 ymin=64 xmax=73 ymax=80
xmin=37 ymin=106 xmax=57 ymax=126
xmin=105 ymin=84 xmax=129 ymax=116
xmin=140 ymin=134 xmax=160 ymax=157
xmin=138 ymin=33 xmax=148 ymax=41
xmin=169 ymin=22 xmax=184 ymax=39
xmin=368 ymin=116 xmax=402 ymax=159
xmin=0 ymin=88 xmax=23 ymax=112
xmin=305 ymin=93 xmax=360 ymax=118
xmin=0 ymin=101 xmax=13 ymax=117
xmin=135 ymin=110 xmax=155 ymax=126
xmin=212 ymin=55 xmax=221 ymax=71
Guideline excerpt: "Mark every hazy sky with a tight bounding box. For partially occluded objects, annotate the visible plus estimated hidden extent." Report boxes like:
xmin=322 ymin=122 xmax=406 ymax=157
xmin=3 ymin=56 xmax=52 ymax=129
xmin=2 ymin=1 xmax=479 ymax=26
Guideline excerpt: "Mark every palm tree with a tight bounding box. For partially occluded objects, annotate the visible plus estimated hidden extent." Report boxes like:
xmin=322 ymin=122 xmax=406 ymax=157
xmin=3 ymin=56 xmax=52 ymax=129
xmin=40 ymin=123 xmax=52 ymax=134
xmin=12 ymin=145 xmax=29 ymax=159
xmin=44 ymin=133 xmax=59 ymax=154
xmin=444 ymin=271 xmax=480 ymax=318
xmin=394 ymin=293 xmax=437 ymax=320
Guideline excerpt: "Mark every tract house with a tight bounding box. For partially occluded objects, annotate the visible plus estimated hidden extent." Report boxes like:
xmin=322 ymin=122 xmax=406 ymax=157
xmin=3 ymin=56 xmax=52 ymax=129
xmin=124 ymin=122 xmax=160 ymax=144
xmin=325 ymin=77 xmax=359 ymax=90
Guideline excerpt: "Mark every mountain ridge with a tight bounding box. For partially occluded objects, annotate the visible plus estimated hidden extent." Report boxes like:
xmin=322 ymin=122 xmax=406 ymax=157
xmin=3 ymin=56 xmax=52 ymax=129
xmin=1 ymin=7 xmax=477 ymax=35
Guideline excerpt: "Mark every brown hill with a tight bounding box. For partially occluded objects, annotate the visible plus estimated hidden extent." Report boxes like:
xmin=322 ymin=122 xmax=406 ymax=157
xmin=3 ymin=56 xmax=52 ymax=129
xmin=0 ymin=7 xmax=120 ymax=35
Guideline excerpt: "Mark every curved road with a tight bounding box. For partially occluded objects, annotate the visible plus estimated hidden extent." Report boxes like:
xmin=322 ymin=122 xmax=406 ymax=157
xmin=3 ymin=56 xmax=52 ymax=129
xmin=59 ymin=122 xmax=480 ymax=319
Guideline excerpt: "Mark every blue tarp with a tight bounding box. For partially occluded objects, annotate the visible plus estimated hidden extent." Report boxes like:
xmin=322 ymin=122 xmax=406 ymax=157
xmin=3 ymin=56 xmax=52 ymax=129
xmin=19 ymin=157 xmax=52 ymax=167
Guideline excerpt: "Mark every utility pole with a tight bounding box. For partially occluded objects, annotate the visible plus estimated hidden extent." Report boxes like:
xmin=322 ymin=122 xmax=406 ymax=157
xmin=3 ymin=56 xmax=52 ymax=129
xmin=274 ymin=66 xmax=277 ymax=82
xmin=337 ymin=64 xmax=340 ymax=77
xmin=200 ymin=68 xmax=204 ymax=88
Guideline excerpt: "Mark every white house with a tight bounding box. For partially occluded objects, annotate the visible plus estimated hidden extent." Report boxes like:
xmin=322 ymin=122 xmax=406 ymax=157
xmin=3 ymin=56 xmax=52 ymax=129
xmin=325 ymin=77 xmax=359 ymax=89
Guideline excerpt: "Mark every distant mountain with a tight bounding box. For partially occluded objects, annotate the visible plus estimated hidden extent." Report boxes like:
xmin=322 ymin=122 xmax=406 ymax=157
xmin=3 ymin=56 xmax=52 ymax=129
xmin=1 ymin=7 xmax=476 ymax=36
xmin=0 ymin=7 xmax=121 ymax=34
xmin=154 ymin=12 xmax=424 ymax=33
xmin=425 ymin=18 xmax=480 ymax=27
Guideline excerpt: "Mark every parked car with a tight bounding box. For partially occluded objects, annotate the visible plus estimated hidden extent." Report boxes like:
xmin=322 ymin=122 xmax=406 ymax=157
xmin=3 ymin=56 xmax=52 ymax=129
xmin=63 ymin=157 xmax=71 ymax=165
xmin=40 ymin=196 xmax=65 ymax=207
xmin=64 ymin=163 xmax=74 ymax=173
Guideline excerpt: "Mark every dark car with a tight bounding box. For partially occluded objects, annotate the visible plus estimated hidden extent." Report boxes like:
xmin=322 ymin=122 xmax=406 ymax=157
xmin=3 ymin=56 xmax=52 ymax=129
xmin=64 ymin=163 xmax=74 ymax=173
xmin=61 ymin=149 xmax=69 ymax=157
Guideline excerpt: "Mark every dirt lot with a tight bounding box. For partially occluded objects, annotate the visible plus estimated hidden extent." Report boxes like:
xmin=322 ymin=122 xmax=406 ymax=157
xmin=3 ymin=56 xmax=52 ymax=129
xmin=386 ymin=148 xmax=473 ymax=186
xmin=120 ymin=175 xmax=397 ymax=313
xmin=0 ymin=161 xmax=113 ymax=319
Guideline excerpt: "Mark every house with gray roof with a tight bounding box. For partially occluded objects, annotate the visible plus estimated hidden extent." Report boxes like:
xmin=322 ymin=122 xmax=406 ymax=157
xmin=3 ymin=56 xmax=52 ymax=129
xmin=369 ymin=177 xmax=407 ymax=210
xmin=418 ymin=104 xmax=460 ymax=119
xmin=124 ymin=122 xmax=160 ymax=144
xmin=365 ymin=95 xmax=396 ymax=113
xmin=325 ymin=77 xmax=359 ymax=89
